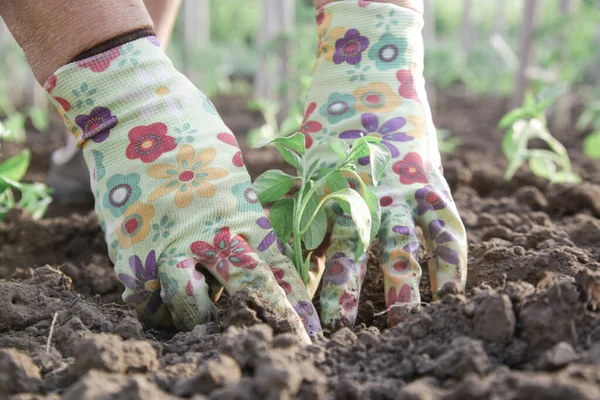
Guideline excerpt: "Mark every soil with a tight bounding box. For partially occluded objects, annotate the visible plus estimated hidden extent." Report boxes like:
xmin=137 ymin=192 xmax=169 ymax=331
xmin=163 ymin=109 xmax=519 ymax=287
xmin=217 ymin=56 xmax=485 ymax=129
xmin=1 ymin=91 xmax=600 ymax=399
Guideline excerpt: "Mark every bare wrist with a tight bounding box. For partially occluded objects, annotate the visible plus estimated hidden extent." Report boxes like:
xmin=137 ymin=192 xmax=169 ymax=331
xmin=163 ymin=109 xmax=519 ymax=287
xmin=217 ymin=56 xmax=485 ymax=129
xmin=1 ymin=0 xmax=153 ymax=84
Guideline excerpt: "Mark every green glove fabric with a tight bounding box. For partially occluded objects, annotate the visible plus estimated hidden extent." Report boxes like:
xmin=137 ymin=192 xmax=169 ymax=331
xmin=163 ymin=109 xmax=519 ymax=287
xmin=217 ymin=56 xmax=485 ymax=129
xmin=44 ymin=36 xmax=322 ymax=342
xmin=302 ymin=1 xmax=467 ymax=329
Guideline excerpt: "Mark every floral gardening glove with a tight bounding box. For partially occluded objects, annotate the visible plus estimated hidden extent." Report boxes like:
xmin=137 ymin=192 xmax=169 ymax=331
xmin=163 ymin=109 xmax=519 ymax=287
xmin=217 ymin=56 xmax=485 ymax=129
xmin=302 ymin=1 xmax=467 ymax=329
xmin=44 ymin=35 xmax=321 ymax=342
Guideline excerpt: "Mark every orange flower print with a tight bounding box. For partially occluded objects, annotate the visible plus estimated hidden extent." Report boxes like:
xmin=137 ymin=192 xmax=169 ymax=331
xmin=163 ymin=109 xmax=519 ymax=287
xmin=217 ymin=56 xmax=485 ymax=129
xmin=148 ymin=145 xmax=228 ymax=208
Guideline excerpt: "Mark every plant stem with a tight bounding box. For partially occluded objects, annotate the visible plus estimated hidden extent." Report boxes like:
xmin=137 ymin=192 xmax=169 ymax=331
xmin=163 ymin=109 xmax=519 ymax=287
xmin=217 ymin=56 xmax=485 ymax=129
xmin=292 ymin=192 xmax=305 ymax=279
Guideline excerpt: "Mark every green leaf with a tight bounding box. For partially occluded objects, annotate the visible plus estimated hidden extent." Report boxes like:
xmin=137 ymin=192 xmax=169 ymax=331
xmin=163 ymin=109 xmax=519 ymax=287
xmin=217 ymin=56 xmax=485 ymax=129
xmin=501 ymin=130 xmax=518 ymax=158
xmin=360 ymin=185 xmax=381 ymax=244
xmin=246 ymin=124 xmax=276 ymax=148
xmin=275 ymin=132 xmax=306 ymax=155
xmin=16 ymin=182 xmax=52 ymax=220
xmin=362 ymin=136 xmax=383 ymax=144
xmin=275 ymin=143 xmax=302 ymax=171
xmin=326 ymin=172 xmax=350 ymax=193
xmin=0 ymin=149 xmax=31 ymax=182
xmin=305 ymin=159 xmax=320 ymax=180
xmin=528 ymin=154 xmax=556 ymax=179
xmin=0 ymin=120 xmax=9 ymax=140
xmin=300 ymin=193 xmax=327 ymax=251
xmin=302 ymin=251 xmax=313 ymax=283
xmin=270 ymin=199 xmax=295 ymax=243
xmin=499 ymin=109 xmax=530 ymax=130
xmin=551 ymin=171 xmax=581 ymax=184
xmin=280 ymin=116 xmax=302 ymax=137
xmin=347 ymin=137 xmax=371 ymax=162
xmin=253 ymin=170 xmax=296 ymax=203
xmin=523 ymin=91 xmax=537 ymax=113
xmin=367 ymin=142 xmax=391 ymax=186
xmin=536 ymin=83 xmax=568 ymax=112
xmin=583 ymin=132 xmax=600 ymax=159
xmin=503 ymin=152 xmax=527 ymax=181
xmin=3 ymin=114 xmax=26 ymax=142
xmin=329 ymin=138 xmax=349 ymax=160
xmin=255 ymin=132 xmax=306 ymax=155
xmin=284 ymin=243 xmax=295 ymax=267
xmin=27 ymin=107 xmax=49 ymax=132
xmin=325 ymin=189 xmax=372 ymax=256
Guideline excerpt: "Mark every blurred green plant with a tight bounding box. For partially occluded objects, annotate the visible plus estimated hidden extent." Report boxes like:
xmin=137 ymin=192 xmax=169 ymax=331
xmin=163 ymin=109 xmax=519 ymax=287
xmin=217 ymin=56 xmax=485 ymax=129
xmin=0 ymin=145 xmax=52 ymax=222
xmin=246 ymin=99 xmax=303 ymax=147
xmin=576 ymin=98 xmax=600 ymax=160
xmin=0 ymin=71 xmax=52 ymax=221
xmin=436 ymin=128 xmax=462 ymax=153
xmin=500 ymin=87 xmax=580 ymax=183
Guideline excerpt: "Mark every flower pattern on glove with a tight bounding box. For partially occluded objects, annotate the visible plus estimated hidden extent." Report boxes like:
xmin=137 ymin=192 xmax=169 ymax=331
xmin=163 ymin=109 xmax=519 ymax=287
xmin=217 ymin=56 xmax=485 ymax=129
xmin=118 ymin=250 xmax=162 ymax=316
xmin=300 ymin=102 xmax=323 ymax=149
xmin=191 ymin=227 xmax=259 ymax=281
xmin=126 ymin=123 xmax=177 ymax=163
xmin=75 ymin=106 xmax=118 ymax=143
xmin=354 ymin=82 xmax=401 ymax=113
xmin=104 ymin=173 xmax=142 ymax=217
xmin=334 ymin=29 xmax=370 ymax=65
xmin=340 ymin=112 xmax=412 ymax=164
xmin=147 ymin=145 xmax=228 ymax=208
xmin=392 ymin=152 xmax=428 ymax=184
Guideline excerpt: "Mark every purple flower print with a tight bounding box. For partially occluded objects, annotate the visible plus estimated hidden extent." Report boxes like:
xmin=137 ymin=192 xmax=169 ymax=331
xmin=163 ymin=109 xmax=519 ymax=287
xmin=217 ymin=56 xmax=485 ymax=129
xmin=324 ymin=252 xmax=357 ymax=286
xmin=339 ymin=113 xmax=413 ymax=165
xmin=118 ymin=250 xmax=162 ymax=316
xmin=428 ymin=220 xmax=459 ymax=265
xmin=256 ymin=217 xmax=285 ymax=255
xmin=415 ymin=185 xmax=447 ymax=215
xmin=148 ymin=36 xmax=161 ymax=47
xmin=392 ymin=225 xmax=419 ymax=256
xmin=75 ymin=106 xmax=118 ymax=143
xmin=294 ymin=300 xmax=321 ymax=339
xmin=333 ymin=29 xmax=369 ymax=65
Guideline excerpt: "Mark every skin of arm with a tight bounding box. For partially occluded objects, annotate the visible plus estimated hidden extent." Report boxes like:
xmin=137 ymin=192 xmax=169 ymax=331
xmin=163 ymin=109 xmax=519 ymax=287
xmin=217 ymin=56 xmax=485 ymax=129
xmin=0 ymin=0 xmax=153 ymax=84
xmin=143 ymin=0 xmax=182 ymax=47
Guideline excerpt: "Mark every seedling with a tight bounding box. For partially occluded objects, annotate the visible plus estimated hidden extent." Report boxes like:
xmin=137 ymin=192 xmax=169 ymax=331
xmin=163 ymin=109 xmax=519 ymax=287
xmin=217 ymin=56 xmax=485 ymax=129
xmin=254 ymin=132 xmax=391 ymax=282
xmin=246 ymin=99 xmax=303 ymax=147
xmin=0 ymin=116 xmax=52 ymax=222
xmin=500 ymin=88 xmax=580 ymax=183
xmin=577 ymin=98 xmax=600 ymax=160
xmin=437 ymin=128 xmax=462 ymax=154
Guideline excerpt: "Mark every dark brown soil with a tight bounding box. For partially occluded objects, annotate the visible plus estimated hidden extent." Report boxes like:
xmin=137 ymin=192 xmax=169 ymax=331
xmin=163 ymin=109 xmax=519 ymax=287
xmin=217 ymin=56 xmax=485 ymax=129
xmin=1 ymin=92 xmax=600 ymax=400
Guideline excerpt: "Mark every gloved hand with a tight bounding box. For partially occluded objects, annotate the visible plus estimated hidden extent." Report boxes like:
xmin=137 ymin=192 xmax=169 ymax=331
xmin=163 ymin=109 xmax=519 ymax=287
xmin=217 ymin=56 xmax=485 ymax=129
xmin=302 ymin=1 xmax=467 ymax=329
xmin=44 ymin=35 xmax=321 ymax=342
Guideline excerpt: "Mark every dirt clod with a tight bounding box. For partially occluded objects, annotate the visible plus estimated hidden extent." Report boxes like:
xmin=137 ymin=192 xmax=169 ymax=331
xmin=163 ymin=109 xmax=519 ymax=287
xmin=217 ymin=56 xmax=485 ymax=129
xmin=221 ymin=289 xmax=302 ymax=338
xmin=63 ymin=370 xmax=176 ymax=400
xmin=0 ymin=348 xmax=42 ymax=397
xmin=173 ymin=355 xmax=241 ymax=396
xmin=2 ymin=93 xmax=600 ymax=398
xmin=73 ymin=334 xmax=158 ymax=377
xmin=473 ymin=292 xmax=516 ymax=343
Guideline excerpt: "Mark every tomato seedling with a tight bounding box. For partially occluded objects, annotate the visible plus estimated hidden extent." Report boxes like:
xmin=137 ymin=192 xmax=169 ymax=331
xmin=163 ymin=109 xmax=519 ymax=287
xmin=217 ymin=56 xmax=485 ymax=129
xmin=0 ymin=124 xmax=52 ymax=221
xmin=500 ymin=89 xmax=580 ymax=183
xmin=253 ymin=132 xmax=390 ymax=283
